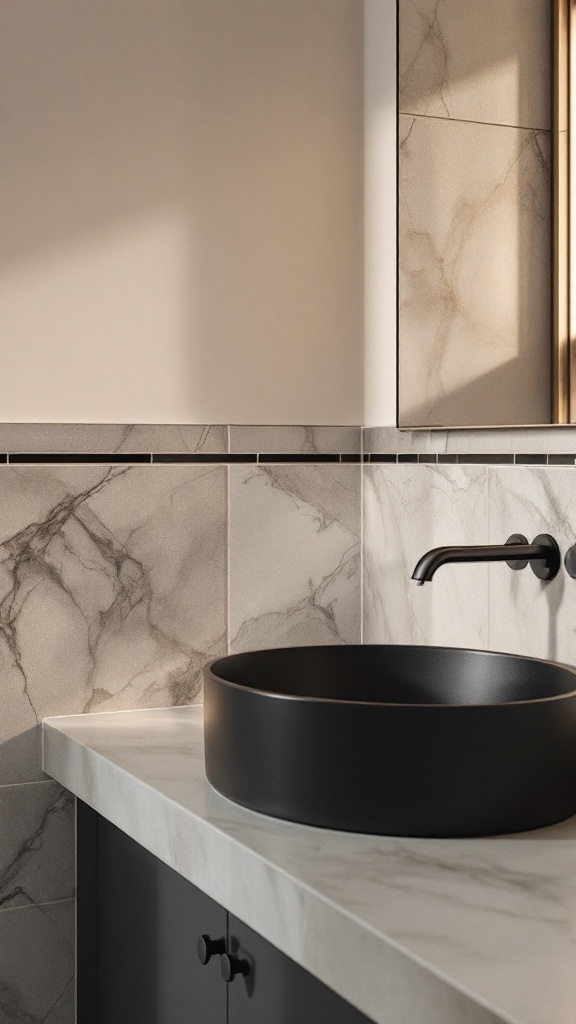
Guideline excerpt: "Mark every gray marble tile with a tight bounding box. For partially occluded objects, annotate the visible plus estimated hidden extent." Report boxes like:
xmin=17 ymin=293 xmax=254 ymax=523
xmin=0 ymin=899 xmax=74 ymax=1023
xmin=362 ymin=427 xmax=447 ymax=454
xmin=400 ymin=0 xmax=551 ymax=131
xmin=487 ymin=467 xmax=576 ymax=664
xmin=229 ymin=425 xmax=360 ymax=454
xmin=0 ymin=423 xmax=228 ymax=454
xmin=229 ymin=464 xmax=361 ymax=651
xmin=0 ymin=464 xmax=226 ymax=783
xmin=0 ymin=782 xmax=74 ymax=911
xmin=399 ymin=114 xmax=551 ymax=428
xmin=114 ymin=424 xmax=228 ymax=454
xmin=363 ymin=426 xmax=576 ymax=456
xmin=363 ymin=464 xmax=489 ymax=648
xmin=443 ymin=427 xmax=576 ymax=454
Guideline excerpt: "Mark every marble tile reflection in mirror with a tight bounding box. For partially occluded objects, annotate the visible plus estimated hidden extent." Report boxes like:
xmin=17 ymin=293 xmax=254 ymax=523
xmin=398 ymin=0 xmax=553 ymax=428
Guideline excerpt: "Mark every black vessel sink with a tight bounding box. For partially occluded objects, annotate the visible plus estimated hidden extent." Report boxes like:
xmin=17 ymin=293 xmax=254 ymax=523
xmin=204 ymin=645 xmax=576 ymax=838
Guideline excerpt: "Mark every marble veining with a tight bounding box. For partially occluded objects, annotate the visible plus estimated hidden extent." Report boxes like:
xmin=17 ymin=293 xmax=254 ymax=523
xmin=363 ymin=463 xmax=489 ymax=648
xmin=362 ymin=461 xmax=576 ymax=669
xmin=43 ymin=706 xmax=576 ymax=1024
xmin=362 ymin=426 xmax=576 ymax=456
xmin=0 ymin=899 xmax=75 ymax=1023
xmin=0 ymin=455 xmax=363 ymax=1023
xmin=229 ymin=464 xmax=360 ymax=651
xmin=229 ymin=425 xmax=361 ymax=454
xmin=400 ymin=0 xmax=551 ymax=130
xmin=0 ymin=464 xmax=226 ymax=784
xmin=399 ymin=114 xmax=551 ymax=428
xmin=487 ymin=466 xmax=576 ymax=665
xmin=0 ymin=782 xmax=74 ymax=911
xmin=0 ymin=423 xmax=228 ymax=455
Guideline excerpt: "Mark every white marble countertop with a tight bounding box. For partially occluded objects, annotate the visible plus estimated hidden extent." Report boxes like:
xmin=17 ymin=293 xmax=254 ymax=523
xmin=43 ymin=706 xmax=576 ymax=1024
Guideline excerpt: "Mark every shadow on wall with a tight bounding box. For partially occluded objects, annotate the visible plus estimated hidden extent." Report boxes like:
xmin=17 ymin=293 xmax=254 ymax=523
xmin=399 ymin=0 xmax=551 ymax=130
xmin=547 ymin=559 xmax=565 ymax=662
xmin=398 ymin=0 xmax=552 ymax=428
xmin=400 ymin=354 xmax=552 ymax=429
xmin=0 ymin=0 xmax=363 ymax=424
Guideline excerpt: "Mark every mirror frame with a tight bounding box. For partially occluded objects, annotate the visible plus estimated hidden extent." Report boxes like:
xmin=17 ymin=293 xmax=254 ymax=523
xmin=555 ymin=0 xmax=572 ymax=421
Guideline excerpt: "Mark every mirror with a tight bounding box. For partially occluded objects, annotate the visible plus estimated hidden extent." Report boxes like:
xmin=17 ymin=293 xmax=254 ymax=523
xmin=398 ymin=0 xmax=569 ymax=429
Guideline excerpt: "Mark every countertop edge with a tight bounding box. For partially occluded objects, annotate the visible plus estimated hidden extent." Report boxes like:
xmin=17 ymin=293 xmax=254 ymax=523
xmin=42 ymin=713 xmax=516 ymax=1024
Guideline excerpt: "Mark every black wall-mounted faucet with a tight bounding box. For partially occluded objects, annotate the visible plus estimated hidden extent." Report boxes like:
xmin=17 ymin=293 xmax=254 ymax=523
xmin=412 ymin=534 xmax=561 ymax=585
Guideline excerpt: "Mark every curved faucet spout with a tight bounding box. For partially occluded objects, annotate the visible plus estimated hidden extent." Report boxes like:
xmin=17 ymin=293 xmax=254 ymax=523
xmin=412 ymin=536 xmax=560 ymax=585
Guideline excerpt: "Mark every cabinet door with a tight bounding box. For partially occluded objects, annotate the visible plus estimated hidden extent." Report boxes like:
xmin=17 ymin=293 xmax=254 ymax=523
xmin=227 ymin=917 xmax=374 ymax=1024
xmin=97 ymin=816 xmax=227 ymax=1024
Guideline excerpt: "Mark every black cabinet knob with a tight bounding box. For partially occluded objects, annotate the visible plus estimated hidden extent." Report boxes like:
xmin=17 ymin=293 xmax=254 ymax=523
xmin=197 ymin=934 xmax=225 ymax=966
xmin=220 ymin=953 xmax=250 ymax=982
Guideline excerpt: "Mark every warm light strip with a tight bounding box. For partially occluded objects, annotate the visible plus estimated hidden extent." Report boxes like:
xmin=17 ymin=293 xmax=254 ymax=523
xmin=554 ymin=0 xmax=571 ymax=421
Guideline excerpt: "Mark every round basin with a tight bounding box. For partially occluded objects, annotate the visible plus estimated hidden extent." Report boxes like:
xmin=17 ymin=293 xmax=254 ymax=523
xmin=203 ymin=645 xmax=576 ymax=837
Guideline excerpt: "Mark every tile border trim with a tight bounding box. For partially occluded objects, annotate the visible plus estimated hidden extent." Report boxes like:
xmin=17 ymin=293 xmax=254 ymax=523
xmin=368 ymin=454 xmax=576 ymax=465
xmin=2 ymin=452 xmax=576 ymax=465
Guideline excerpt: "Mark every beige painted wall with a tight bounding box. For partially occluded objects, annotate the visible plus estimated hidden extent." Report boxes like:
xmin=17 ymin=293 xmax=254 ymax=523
xmin=364 ymin=0 xmax=398 ymax=427
xmin=0 ymin=0 xmax=364 ymax=424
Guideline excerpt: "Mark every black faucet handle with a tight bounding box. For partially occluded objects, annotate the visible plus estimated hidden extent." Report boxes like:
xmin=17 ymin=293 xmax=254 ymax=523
xmin=505 ymin=534 xmax=529 ymax=570
xmin=565 ymin=545 xmax=576 ymax=578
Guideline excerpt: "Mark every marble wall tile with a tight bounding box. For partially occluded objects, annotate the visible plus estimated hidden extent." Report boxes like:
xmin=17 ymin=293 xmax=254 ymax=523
xmin=229 ymin=425 xmax=361 ymax=454
xmin=363 ymin=426 xmax=576 ymax=456
xmin=487 ymin=467 xmax=576 ymax=663
xmin=399 ymin=114 xmax=551 ymax=428
xmin=400 ymin=0 xmax=551 ymax=130
xmin=443 ymin=428 xmax=576 ymax=455
xmin=0 ymin=782 xmax=74 ymax=911
xmin=0 ymin=464 xmax=226 ymax=783
xmin=113 ymin=424 xmax=228 ymax=454
xmin=0 ymin=423 xmax=228 ymax=454
xmin=229 ymin=464 xmax=360 ymax=651
xmin=0 ymin=899 xmax=74 ymax=1023
xmin=363 ymin=464 xmax=489 ymax=649
xmin=363 ymin=427 xmax=447 ymax=454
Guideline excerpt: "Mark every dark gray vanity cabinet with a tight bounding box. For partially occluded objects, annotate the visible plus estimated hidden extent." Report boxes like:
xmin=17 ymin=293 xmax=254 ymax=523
xmin=227 ymin=917 xmax=371 ymax=1024
xmin=77 ymin=802 xmax=373 ymax=1024
xmin=97 ymin=814 xmax=227 ymax=1024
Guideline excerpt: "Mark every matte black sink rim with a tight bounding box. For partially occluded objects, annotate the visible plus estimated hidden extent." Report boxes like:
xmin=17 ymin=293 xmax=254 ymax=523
xmin=208 ymin=645 xmax=576 ymax=707
xmin=204 ymin=645 xmax=576 ymax=838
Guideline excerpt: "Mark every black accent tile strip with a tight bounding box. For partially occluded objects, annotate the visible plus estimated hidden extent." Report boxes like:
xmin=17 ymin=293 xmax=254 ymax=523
xmin=257 ymin=453 xmax=340 ymax=463
xmin=3 ymin=451 xmax=576 ymax=468
xmin=547 ymin=454 xmax=576 ymax=465
xmin=152 ymin=453 xmax=257 ymax=464
xmin=514 ymin=454 xmax=548 ymax=465
xmin=8 ymin=453 xmax=151 ymax=464
xmin=457 ymin=454 xmax=515 ymax=465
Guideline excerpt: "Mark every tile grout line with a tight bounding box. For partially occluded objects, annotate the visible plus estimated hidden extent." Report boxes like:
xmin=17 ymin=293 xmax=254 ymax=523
xmin=359 ymin=434 xmax=363 ymax=644
xmin=0 ymin=778 xmax=59 ymax=790
xmin=399 ymin=109 xmax=552 ymax=133
xmin=0 ymin=896 xmax=75 ymax=917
